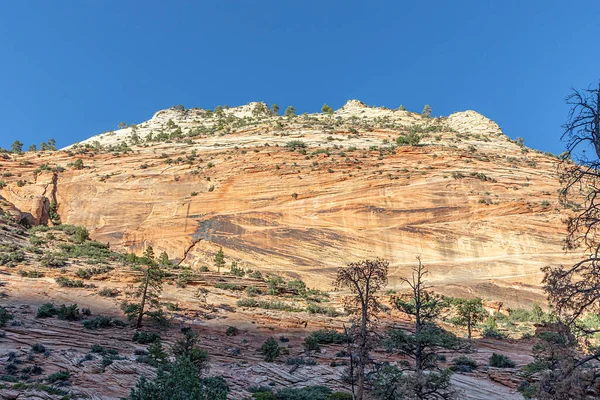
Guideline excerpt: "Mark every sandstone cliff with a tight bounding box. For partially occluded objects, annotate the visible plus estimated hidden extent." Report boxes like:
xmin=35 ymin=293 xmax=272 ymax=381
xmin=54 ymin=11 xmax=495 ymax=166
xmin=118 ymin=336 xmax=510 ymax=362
xmin=0 ymin=101 xmax=575 ymax=304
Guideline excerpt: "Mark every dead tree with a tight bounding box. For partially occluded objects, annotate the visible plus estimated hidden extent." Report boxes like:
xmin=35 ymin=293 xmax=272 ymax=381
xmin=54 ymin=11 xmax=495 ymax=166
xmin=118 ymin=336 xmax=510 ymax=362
xmin=541 ymin=81 xmax=600 ymax=394
xmin=335 ymin=258 xmax=388 ymax=400
xmin=546 ymin=81 xmax=600 ymax=328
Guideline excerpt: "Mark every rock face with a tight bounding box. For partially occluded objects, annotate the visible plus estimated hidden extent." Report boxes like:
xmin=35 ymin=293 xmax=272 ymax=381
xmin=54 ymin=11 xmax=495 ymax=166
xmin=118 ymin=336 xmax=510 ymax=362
xmin=0 ymin=101 xmax=576 ymax=304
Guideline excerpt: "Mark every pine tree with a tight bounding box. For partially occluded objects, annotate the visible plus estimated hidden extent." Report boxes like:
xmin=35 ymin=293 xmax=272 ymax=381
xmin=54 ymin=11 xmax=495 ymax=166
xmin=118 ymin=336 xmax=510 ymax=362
xmin=421 ymin=104 xmax=432 ymax=118
xmin=158 ymin=251 xmax=170 ymax=266
xmin=122 ymin=261 xmax=164 ymax=329
xmin=452 ymin=298 xmax=487 ymax=339
xmin=143 ymin=246 xmax=155 ymax=263
xmin=270 ymin=104 xmax=279 ymax=115
xmin=214 ymin=247 xmax=225 ymax=273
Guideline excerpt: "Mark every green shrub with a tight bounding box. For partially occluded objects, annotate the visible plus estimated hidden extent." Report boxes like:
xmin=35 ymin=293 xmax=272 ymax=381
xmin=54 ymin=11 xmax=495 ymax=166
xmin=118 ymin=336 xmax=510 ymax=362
xmin=259 ymin=338 xmax=280 ymax=362
xmin=307 ymin=329 xmax=347 ymax=344
xmin=214 ymin=282 xmax=243 ymax=291
xmin=83 ymin=315 xmax=126 ymax=330
xmin=489 ymin=353 xmax=516 ymax=368
xmin=132 ymin=331 xmax=161 ymax=344
xmin=98 ymin=287 xmax=120 ymax=297
xmin=226 ymin=326 xmax=239 ymax=336
xmin=55 ymin=276 xmax=84 ymax=288
xmin=72 ymin=226 xmax=89 ymax=244
xmin=47 ymin=370 xmax=70 ymax=383
xmin=451 ymin=356 xmax=478 ymax=372
xmin=245 ymin=286 xmax=261 ymax=296
xmin=40 ymin=252 xmax=67 ymax=267
xmin=30 ymin=343 xmax=46 ymax=353
xmin=36 ymin=303 xmax=58 ymax=318
xmin=306 ymin=303 xmax=339 ymax=317
xmin=396 ymin=132 xmax=420 ymax=146
xmin=303 ymin=336 xmax=320 ymax=353
xmin=0 ymin=307 xmax=13 ymax=327
xmin=236 ymin=298 xmax=303 ymax=312
xmin=285 ymin=357 xmax=317 ymax=366
xmin=56 ymin=304 xmax=80 ymax=321
xmin=285 ymin=141 xmax=307 ymax=151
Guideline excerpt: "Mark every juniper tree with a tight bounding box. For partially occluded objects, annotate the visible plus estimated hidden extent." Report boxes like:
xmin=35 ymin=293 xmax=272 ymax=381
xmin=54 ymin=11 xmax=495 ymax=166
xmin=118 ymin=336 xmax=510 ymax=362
xmin=335 ymin=258 xmax=388 ymax=400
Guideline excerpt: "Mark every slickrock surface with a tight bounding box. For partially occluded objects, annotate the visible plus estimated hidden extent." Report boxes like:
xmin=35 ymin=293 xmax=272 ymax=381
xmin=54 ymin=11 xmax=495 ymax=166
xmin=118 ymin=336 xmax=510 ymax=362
xmin=0 ymin=100 xmax=576 ymax=304
xmin=0 ymin=262 xmax=533 ymax=400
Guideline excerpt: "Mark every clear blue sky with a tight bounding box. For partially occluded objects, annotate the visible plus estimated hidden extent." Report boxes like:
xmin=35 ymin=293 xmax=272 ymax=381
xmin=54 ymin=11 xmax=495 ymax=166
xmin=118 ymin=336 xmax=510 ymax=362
xmin=1 ymin=1 xmax=598 ymax=154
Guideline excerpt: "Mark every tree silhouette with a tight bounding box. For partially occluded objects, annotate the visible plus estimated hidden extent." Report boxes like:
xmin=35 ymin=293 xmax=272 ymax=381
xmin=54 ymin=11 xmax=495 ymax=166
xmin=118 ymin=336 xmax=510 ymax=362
xmin=335 ymin=258 xmax=388 ymax=400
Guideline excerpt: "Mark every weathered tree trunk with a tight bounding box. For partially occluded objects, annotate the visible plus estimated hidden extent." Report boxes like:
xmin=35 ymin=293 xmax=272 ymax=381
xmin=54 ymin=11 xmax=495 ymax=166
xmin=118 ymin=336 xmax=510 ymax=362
xmin=136 ymin=269 xmax=149 ymax=329
xmin=357 ymin=302 xmax=368 ymax=400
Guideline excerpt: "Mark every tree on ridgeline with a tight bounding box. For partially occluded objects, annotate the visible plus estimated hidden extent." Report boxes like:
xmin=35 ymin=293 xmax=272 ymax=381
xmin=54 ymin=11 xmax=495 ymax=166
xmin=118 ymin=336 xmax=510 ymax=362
xmin=270 ymin=103 xmax=279 ymax=115
xmin=321 ymin=103 xmax=334 ymax=114
xmin=284 ymin=105 xmax=296 ymax=117
xmin=11 ymin=140 xmax=23 ymax=153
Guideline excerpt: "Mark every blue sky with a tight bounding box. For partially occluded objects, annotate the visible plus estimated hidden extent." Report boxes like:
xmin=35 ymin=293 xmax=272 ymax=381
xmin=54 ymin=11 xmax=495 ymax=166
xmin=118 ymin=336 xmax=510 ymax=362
xmin=0 ymin=1 xmax=598 ymax=154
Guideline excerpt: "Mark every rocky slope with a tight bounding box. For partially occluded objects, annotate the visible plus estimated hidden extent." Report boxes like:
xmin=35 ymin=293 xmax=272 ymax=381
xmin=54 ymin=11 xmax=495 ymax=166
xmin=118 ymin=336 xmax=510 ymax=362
xmin=0 ymin=100 xmax=576 ymax=304
xmin=0 ymin=224 xmax=533 ymax=399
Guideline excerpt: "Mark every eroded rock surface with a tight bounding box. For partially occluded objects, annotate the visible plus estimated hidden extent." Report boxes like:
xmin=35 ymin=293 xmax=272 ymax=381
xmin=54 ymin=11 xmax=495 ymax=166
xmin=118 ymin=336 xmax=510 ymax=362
xmin=0 ymin=101 xmax=576 ymax=304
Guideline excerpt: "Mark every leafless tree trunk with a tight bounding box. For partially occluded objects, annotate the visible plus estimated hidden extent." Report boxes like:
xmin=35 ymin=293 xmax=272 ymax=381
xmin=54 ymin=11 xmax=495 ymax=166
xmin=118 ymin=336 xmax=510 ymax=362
xmin=335 ymin=259 xmax=388 ymax=400
xmin=136 ymin=268 xmax=150 ymax=329
xmin=542 ymin=81 xmax=600 ymax=392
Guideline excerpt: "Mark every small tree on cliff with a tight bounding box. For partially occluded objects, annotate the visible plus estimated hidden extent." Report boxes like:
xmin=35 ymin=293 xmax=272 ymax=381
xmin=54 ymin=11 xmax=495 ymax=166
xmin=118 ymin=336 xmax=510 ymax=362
xmin=284 ymin=105 xmax=296 ymax=117
xmin=122 ymin=256 xmax=165 ymax=329
xmin=421 ymin=104 xmax=432 ymax=118
xmin=335 ymin=258 xmax=388 ymax=400
xmin=11 ymin=140 xmax=23 ymax=153
xmin=214 ymin=247 xmax=225 ymax=273
xmin=270 ymin=104 xmax=279 ymax=115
